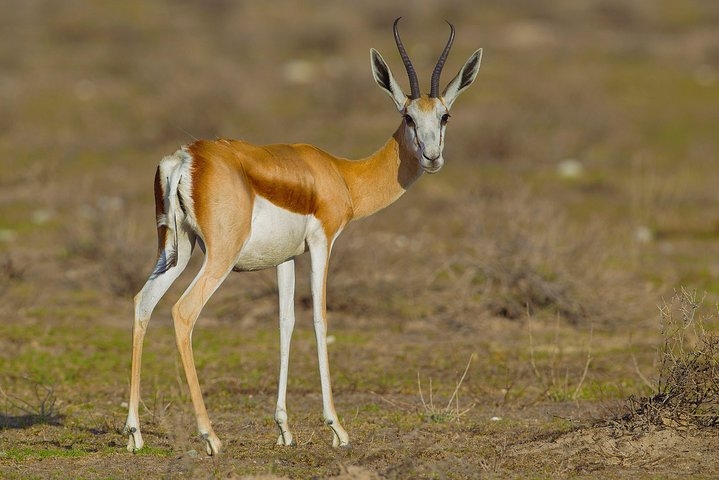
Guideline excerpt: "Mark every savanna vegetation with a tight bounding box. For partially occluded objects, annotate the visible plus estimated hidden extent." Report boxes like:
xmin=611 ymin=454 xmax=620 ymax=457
xmin=1 ymin=1 xmax=718 ymax=478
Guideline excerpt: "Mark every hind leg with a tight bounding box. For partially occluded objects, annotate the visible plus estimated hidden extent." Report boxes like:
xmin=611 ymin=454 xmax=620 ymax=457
xmin=169 ymin=153 xmax=252 ymax=455
xmin=125 ymin=230 xmax=195 ymax=452
xmin=171 ymin=251 xmax=238 ymax=456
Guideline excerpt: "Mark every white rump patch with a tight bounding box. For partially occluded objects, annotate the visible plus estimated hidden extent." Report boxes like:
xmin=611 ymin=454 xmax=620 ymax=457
xmin=158 ymin=148 xmax=199 ymax=235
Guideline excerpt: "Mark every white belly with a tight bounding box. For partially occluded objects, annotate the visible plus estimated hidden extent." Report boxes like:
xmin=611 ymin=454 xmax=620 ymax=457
xmin=233 ymin=196 xmax=311 ymax=271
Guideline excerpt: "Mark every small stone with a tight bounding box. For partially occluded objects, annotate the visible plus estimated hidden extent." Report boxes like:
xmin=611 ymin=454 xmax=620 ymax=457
xmin=185 ymin=449 xmax=198 ymax=458
xmin=490 ymin=416 xmax=502 ymax=421
xmin=634 ymin=226 xmax=653 ymax=244
xmin=557 ymin=159 xmax=584 ymax=179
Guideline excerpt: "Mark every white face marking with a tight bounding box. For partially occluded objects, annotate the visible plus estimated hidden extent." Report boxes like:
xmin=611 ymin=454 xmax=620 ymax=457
xmin=234 ymin=196 xmax=313 ymax=271
xmin=403 ymin=98 xmax=450 ymax=174
xmin=370 ymin=45 xmax=483 ymax=175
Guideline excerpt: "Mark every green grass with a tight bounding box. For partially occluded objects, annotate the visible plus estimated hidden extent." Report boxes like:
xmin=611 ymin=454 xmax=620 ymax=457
xmin=128 ymin=446 xmax=174 ymax=457
xmin=0 ymin=445 xmax=172 ymax=462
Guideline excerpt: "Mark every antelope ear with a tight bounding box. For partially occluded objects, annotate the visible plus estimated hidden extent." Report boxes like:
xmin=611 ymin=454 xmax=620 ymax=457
xmin=442 ymin=48 xmax=482 ymax=109
xmin=370 ymin=48 xmax=408 ymax=111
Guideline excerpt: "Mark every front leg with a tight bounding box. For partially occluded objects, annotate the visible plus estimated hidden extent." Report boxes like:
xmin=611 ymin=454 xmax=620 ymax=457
xmin=308 ymin=237 xmax=350 ymax=448
xmin=275 ymin=259 xmax=296 ymax=446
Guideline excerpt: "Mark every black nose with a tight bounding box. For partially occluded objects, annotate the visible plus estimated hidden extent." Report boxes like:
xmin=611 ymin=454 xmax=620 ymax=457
xmin=423 ymin=153 xmax=440 ymax=162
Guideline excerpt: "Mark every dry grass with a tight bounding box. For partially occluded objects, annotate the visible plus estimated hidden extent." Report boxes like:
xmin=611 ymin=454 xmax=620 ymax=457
xmin=417 ymin=355 xmax=476 ymax=423
xmin=528 ymin=313 xmax=594 ymax=402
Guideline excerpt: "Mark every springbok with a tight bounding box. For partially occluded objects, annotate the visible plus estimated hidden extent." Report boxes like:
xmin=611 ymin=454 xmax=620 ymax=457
xmin=124 ymin=18 xmax=482 ymax=455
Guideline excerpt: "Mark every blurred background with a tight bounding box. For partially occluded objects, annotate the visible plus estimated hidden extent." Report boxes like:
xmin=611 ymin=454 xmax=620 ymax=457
xmin=1 ymin=0 xmax=719 ymax=477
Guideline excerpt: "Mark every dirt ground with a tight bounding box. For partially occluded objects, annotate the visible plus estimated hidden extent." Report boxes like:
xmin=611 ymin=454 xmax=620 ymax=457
xmin=2 ymin=1 xmax=719 ymax=478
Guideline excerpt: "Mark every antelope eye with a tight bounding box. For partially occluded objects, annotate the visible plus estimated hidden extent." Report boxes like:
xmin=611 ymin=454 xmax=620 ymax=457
xmin=441 ymin=113 xmax=450 ymax=125
xmin=404 ymin=114 xmax=415 ymax=126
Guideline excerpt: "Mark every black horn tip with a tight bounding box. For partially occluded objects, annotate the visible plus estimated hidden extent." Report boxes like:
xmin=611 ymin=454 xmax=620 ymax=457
xmin=429 ymin=21 xmax=457 ymax=97
xmin=443 ymin=20 xmax=456 ymax=44
xmin=392 ymin=15 xmax=421 ymax=99
xmin=392 ymin=17 xmax=403 ymax=40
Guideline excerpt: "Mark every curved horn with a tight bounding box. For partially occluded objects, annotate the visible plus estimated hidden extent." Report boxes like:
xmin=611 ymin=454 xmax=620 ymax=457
xmin=393 ymin=17 xmax=421 ymax=100
xmin=430 ymin=21 xmax=455 ymax=98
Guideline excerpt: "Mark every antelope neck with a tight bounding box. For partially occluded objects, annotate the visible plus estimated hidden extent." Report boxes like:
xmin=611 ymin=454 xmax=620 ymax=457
xmin=336 ymin=124 xmax=423 ymax=220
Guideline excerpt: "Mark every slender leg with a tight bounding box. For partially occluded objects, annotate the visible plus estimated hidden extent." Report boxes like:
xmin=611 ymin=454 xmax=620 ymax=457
xmin=171 ymin=254 xmax=235 ymax=456
xmin=125 ymin=231 xmax=194 ymax=452
xmin=308 ymin=238 xmax=350 ymax=447
xmin=275 ymin=259 xmax=296 ymax=446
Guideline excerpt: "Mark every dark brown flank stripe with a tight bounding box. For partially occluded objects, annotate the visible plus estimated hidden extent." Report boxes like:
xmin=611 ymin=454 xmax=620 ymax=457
xmin=153 ymin=166 xmax=167 ymax=258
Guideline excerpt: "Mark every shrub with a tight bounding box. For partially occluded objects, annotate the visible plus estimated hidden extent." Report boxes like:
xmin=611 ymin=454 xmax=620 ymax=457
xmin=620 ymin=287 xmax=719 ymax=430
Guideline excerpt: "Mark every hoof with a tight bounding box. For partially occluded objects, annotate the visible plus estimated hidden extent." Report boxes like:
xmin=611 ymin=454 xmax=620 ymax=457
xmin=331 ymin=430 xmax=350 ymax=448
xmin=333 ymin=437 xmax=351 ymax=449
xmin=125 ymin=427 xmax=144 ymax=453
xmin=325 ymin=421 xmax=350 ymax=448
xmin=276 ymin=432 xmax=296 ymax=446
xmin=201 ymin=432 xmax=222 ymax=456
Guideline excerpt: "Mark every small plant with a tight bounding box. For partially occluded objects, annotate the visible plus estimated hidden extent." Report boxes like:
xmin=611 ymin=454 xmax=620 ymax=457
xmin=0 ymin=379 xmax=62 ymax=428
xmin=417 ymin=355 xmax=476 ymax=423
xmin=620 ymin=287 xmax=719 ymax=430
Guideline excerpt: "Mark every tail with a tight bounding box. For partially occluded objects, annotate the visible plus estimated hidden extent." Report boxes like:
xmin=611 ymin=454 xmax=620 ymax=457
xmin=152 ymin=151 xmax=191 ymax=276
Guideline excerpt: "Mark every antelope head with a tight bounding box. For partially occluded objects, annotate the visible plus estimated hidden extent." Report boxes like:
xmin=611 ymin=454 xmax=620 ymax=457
xmin=370 ymin=18 xmax=482 ymax=174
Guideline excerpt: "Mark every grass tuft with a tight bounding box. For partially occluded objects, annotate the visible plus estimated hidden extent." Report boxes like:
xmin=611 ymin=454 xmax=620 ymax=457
xmin=417 ymin=355 xmax=476 ymax=423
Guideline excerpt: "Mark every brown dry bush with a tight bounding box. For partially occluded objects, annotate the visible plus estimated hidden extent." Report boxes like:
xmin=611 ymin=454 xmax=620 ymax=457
xmin=64 ymin=196 xmax=154 ymax=297
xmin=429 ymin=188 xmax=636 ymax=327
xmin=619 ymin=287 xmax=719 ymax=431
xmin=474 ymin=196 xmax=589 ymax=322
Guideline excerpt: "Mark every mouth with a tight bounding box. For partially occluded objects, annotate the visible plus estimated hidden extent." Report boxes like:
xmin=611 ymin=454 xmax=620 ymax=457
xmin=420 ymin=157 xmax=443 ymax=174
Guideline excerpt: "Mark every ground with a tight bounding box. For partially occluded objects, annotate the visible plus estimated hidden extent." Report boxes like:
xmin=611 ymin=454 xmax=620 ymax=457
xmin=1 ymin=1 xmax=719 ymax=478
